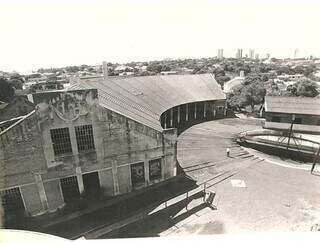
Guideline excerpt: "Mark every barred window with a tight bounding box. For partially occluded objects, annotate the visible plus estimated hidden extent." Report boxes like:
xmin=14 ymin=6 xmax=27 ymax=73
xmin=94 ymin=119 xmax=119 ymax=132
xmin=149 ymin=158 xmax=162 ymax=180
xmin=50 ymin=128 xmax=72 ymax=156
xmin=75 ymin=125 xmax=95 ymax=152
xmin=0 ymin=187 xmax=25 ymax=212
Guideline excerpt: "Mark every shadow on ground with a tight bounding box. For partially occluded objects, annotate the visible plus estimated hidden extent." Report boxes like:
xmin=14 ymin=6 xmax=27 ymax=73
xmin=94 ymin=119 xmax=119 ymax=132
xmin=14 ymin=175 xmax=198 ymax=239
xmin=104 ymin=191 xmax=212 ymax=238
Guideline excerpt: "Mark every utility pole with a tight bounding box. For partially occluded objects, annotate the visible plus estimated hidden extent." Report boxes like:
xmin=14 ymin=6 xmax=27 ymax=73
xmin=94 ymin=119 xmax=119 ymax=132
xmin=286 ymin=114 xmax=295 ymax=150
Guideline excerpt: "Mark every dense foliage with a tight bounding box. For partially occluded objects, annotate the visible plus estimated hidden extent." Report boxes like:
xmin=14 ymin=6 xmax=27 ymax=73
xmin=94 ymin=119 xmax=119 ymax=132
xmin=0 ymin=78 xmax=15 ymax=102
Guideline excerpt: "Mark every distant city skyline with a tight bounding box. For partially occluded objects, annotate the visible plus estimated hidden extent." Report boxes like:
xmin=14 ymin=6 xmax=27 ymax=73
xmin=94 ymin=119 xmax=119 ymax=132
xmin=1 ymin=0 xmax=320 ymax=74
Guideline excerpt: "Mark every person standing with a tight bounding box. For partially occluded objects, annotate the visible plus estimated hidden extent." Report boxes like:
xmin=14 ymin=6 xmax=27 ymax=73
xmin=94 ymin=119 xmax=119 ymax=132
xmin=226 ymin=147 xmax=230 ymax=157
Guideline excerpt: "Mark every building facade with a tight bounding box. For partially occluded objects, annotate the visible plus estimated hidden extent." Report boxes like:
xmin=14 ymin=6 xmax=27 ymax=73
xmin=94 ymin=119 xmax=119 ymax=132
xmin=236 ymin=48 xmax=243 ymax=59
xmin=0 ymin=89 xmax=177 ymax=218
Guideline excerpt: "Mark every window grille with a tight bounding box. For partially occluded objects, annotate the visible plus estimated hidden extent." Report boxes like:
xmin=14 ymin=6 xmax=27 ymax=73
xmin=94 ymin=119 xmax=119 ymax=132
xmin=50 ymin=127 xmax=72 ymax=156
xmin=60 ymin=176 xmax=80 ymax=202
xmin=0 ymin=187 xmax=25 ymax=212
xmin=75 ymin=125 xmax=95 ymax=152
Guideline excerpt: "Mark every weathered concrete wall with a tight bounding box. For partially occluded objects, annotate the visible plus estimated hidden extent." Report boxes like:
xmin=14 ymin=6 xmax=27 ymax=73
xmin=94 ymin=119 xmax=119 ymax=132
xmin=117 ymin=165 xmax=131 ymax=194
xmin=0 ymin=113 xmax=47 ymax=189
xmin=20 ymin=184 xmax=43 ymax=216
xmin=98 ymin=169 xmax=114 ymax=196
xmin=43 ymin=180 xmax=64 ymax=212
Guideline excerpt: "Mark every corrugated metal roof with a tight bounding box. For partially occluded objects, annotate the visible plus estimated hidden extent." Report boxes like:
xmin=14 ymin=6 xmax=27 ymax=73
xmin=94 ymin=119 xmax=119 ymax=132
xmin=265 ymin=96 xmax=320 ymax=116
xmin=68 ymin=74 xmax=226 ymax=131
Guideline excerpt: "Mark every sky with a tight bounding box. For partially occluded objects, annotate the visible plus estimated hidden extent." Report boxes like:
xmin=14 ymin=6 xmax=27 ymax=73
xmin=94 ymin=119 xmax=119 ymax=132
xmin=1 ymin=0 xmax=320 ymax=74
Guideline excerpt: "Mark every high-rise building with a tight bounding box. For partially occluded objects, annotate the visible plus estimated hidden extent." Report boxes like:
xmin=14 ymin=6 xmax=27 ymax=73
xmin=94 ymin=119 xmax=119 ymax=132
xmin=294 ymin=48 xmax=300 ymax=59
xmin=236 ymin=48 xmax=243 ymax=59
xmin=255 ymin=53 xmax=259 ymax=60
xmin=266 ymin=53 xmax=270 ymax=59
xmin=249 ymin=49 xmax=255 ymax=59
xmin=217 ymin=49 xmax=224 ymax=59
xmin=102 ymin=61 xmax=108 ymax=79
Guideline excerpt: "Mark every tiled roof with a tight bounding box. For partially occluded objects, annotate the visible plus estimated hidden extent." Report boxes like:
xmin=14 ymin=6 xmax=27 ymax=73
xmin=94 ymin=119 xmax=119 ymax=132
xmin=265 ymin=96 xmax=320 ymax=116
xmin=68 ymin=74 xmax=225 ymax=131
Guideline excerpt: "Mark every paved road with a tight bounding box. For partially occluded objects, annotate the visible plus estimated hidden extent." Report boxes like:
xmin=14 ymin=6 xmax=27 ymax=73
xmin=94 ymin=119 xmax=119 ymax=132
xmin=109 ymin=118 xmax=320 ymax=237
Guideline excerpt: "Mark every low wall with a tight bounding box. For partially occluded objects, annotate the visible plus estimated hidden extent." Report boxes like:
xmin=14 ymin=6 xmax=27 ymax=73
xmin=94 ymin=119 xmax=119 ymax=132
xmin=238 ymin=140 xmax=317 ymax=162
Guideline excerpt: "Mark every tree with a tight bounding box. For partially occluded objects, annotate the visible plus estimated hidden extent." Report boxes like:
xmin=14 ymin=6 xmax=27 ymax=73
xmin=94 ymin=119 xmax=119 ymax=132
xmin=265 ymin=80 xmax=281 ymax=96
xmin=226 ymin=75 xmax=266 ymax=113
xmin=287 ymin=79 xmax=319 ymax=97
xmin=9 ymin=79 xmax=23 ymax=90
xmin=241 ymin=79 xmax=266 ymax=112
xmin=215 ymin=75 xmax=231 ymax=87
xmin=226 ymin=85 xmax=245 ymax=111
xmin=0 ymin=78 xmax=15 ymax=102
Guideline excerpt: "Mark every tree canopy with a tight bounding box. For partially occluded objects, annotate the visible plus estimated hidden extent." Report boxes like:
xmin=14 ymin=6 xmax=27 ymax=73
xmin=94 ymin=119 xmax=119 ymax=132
xmin=227 ymin=74 xmax=266 ymax=113
xmin=286 ymin=79 xmax=319 ymax=97
xmin=0 ymin=78 xmax=15 ymax=102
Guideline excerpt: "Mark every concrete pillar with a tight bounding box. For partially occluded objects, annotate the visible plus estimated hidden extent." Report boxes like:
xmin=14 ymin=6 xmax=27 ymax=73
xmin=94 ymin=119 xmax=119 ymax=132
xmin=213 ymin=108 xmax=216 ymax=117
xmin=170 ymin=109 xmax=173 ymax=127
xmin=75 ymin=166 xmax=84 ymax=194
xmin=164 ymin=112 xmax=167 ymax=129
xmin=186 ymin=104 xmax=189 ymax=121
xmin=194 ymin=103 xmax=197 ymax=119
xmin=177 ymin=106 xmax=180 ymax=124
xmin=173 ymin=141 xmax=177 ymax=176
xmin=145 ymin=159 xmax=150 ymax=185
xmin=204 ymin=102 xmax=206 ymax=118
xmin=34 ymin=174 xmax=48 ymax=211
xmin=69 ymin=124 xmax=79 ymax=161
xmin=112 ymin=160 xmax=120 ymax=195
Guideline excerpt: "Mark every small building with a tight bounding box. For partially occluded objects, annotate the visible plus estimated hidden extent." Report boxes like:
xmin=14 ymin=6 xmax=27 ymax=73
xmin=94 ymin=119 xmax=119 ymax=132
xmin=277 ymin=74 xmax=304 ymax=81
xmin=262 ymin=96 xmax=320 ymax=134
xmin=223 ymin=76 xmax=245 ymax=93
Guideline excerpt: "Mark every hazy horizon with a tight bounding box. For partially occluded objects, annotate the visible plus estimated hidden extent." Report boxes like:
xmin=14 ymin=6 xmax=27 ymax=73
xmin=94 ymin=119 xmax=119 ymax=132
xmin=1 ymin=0 xmax=320 ymax=74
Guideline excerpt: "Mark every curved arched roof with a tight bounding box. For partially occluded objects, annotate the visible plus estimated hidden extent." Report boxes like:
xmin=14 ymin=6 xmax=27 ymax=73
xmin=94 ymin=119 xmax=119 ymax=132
xmin=68 ymin=74 xmax=225 ymax=131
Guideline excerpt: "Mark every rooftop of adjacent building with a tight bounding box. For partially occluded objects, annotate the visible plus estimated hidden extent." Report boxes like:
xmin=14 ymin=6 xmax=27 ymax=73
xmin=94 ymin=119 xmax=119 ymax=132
xmin=264 ymin=96 xmax=320 ymax=116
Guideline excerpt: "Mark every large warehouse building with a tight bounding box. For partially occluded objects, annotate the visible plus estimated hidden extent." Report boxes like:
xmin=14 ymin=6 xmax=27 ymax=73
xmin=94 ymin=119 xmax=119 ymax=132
xmin=0 ymin=73 xmax=226 ymax=219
